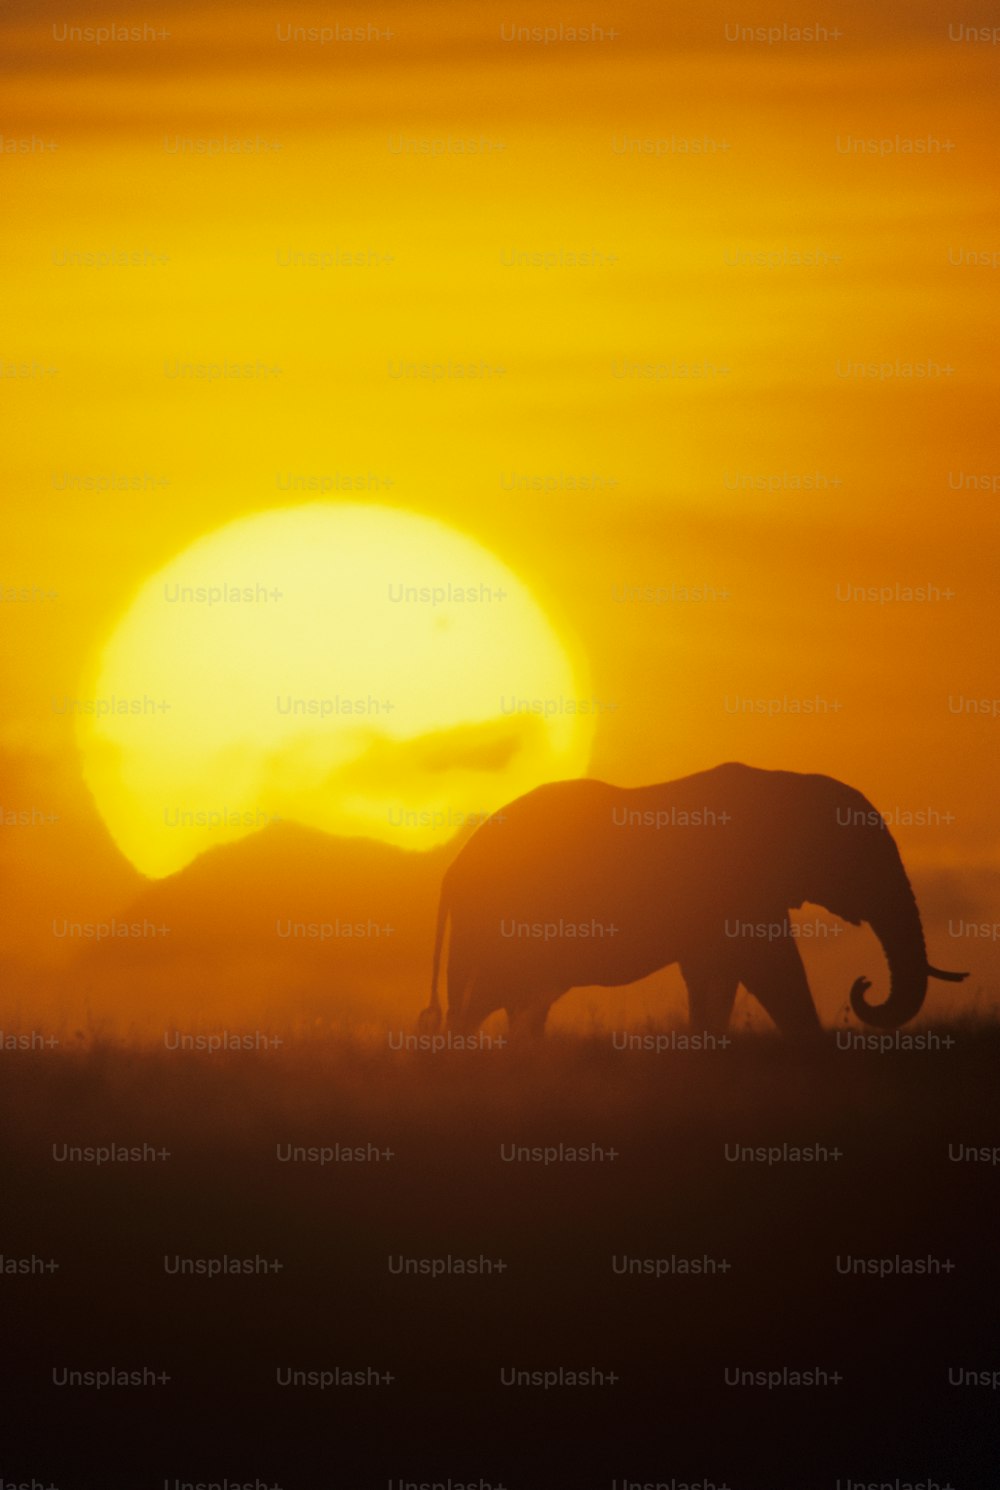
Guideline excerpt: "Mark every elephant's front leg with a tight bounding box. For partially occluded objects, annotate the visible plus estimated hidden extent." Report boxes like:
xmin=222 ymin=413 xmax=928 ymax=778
xmin=739 ymin=934 xmax=823 ymax=1041
xmin=679 ymin=953 xmax=740 ymax=1036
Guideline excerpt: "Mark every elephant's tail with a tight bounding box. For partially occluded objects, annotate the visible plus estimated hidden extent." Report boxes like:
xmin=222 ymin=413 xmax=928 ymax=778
xmin=417 ymin=876 xmax=450 ymax=1034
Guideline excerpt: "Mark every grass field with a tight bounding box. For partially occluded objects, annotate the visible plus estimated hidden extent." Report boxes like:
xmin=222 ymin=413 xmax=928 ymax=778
xmin=2 ymin=1025 xmax=997 ymax=1486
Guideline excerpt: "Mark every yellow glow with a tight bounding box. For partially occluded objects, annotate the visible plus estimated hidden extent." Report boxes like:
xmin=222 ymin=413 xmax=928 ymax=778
xmin=78 ymin=503 xmax=592 ymax=876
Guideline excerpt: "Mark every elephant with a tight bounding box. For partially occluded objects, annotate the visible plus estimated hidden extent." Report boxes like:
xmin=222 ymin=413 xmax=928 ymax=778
xmin=418 ymin=763 xmax=967 ymax=1039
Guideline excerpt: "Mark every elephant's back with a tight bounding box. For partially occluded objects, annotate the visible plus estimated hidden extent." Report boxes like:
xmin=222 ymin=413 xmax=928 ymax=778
xmin=448 ymin=777 xmax=618 ymax=877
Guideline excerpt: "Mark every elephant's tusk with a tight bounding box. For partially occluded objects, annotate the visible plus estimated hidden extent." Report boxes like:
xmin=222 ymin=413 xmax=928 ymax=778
xmin=927 ymin=964 xmax=969 ymax=983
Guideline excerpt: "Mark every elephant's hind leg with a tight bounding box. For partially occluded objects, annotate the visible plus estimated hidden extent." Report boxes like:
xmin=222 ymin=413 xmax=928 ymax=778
xmin=506 ymin=991 xmax=559 ymax=1041
xmin=739 ymin=936 xmax=823 ymax=1041
xmin=679 ymin=955 xmax=740 ymax=1036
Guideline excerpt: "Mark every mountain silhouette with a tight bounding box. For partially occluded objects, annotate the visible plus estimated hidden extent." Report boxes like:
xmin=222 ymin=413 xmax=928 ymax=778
xmin=67 ymin=821 xmax=452 ymax=1030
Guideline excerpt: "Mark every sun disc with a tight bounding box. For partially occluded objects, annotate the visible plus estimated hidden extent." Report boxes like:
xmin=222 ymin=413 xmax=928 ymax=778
xmin=78 ymin=503 xmax=593 ymax=876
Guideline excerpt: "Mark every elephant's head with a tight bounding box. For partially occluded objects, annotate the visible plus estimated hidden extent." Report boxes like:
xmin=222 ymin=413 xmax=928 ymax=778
xmin=796 ymin=779 xmax=967 ymax=1028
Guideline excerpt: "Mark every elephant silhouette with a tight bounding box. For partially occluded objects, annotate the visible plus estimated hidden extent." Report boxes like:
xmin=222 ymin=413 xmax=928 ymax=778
xmin=418 ymin=763 xmax=967 ymax=1039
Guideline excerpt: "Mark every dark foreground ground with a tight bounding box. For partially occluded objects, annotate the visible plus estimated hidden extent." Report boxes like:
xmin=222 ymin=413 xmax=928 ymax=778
xmin=1 ymin=1026 xmax=998 ymax=1488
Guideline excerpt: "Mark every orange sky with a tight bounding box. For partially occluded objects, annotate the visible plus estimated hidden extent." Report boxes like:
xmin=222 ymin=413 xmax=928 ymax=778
xmin=2 ymin=0 xmax=998 ymax=1029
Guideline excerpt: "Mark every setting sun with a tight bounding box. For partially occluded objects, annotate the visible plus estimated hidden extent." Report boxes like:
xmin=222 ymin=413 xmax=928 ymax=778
xmin=76 ymin=502 xmax=592 ymax=877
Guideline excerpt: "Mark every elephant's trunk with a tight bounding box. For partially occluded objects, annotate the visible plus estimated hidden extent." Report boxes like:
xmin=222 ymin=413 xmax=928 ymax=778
xmin=850 ymin=869 xmax=929 ymax=1030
